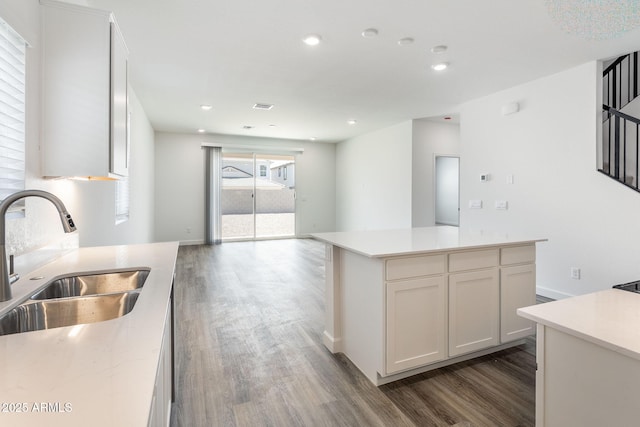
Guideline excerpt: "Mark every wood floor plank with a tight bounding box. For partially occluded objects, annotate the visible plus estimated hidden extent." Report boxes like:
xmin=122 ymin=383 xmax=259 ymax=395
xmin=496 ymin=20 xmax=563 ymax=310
xmin=170 ymin=239 xmax=537 ymax=427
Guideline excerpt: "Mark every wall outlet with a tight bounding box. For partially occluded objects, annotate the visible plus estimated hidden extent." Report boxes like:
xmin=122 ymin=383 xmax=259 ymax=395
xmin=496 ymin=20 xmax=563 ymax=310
xmin=469 ymin=200 xmax=483 ymax=209
xmin=495 ymin=200 xmax=508 ymax=210
xmin=570 ymin=267 xmax=581 ymax=280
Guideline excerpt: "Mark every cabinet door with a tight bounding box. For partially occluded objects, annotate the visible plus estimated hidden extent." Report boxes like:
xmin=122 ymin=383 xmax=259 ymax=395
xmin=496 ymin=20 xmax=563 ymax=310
xmin=500 ymin=264 xmax=535 ymax=342
xmin=449 ymin=269 xmax=499 ymax=357
xmin=386 ymin=276 xmax=446 ymax=374
xmin=110 ymin=22 xmax=129 ymax=177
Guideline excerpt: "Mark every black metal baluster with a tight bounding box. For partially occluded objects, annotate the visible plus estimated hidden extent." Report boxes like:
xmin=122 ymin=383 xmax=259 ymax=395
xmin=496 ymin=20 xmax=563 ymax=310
xmin=615 ymin=115 xmax=620 ymax=179
xmin=634 ymin=52 xmax=638 ymax=100
xmin=635 ymin=123 xmax=640 ymax=190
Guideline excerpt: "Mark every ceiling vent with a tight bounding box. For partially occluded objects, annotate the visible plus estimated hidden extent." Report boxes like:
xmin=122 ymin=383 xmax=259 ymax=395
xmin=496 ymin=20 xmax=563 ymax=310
xmin=253 ymin=103 xmax=274 ymax=110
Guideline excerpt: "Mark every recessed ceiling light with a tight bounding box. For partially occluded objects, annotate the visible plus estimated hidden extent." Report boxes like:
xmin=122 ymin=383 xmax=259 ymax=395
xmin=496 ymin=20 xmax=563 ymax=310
xmin=302 ymin=34 xmax=322 ymax=46
xmin=431 ymin=45 xmax=448 ymax=54
xmin=310 ymin=137 xmax=317 ymax=141
xmin=253 ymin=103 xmax=274 ymax=110
xmin=242 ymin=125 xmax=254 ymax=129
xmin=347 ymin=119 xmax=357 ymax=125
xmin=431 ymin=62 xmax=449 ymax=71
xmin=200 ymin=104 xmax=213 ymax=111
xmin=361 ymin=28 xmax=379 ymax=38
xmin=197 ymin=128 xmax=205 ymax=133
xmin=398 ymin=37 xmax=414 ymax=46
xmin=268 ymin=124 xmax=277 ymax=128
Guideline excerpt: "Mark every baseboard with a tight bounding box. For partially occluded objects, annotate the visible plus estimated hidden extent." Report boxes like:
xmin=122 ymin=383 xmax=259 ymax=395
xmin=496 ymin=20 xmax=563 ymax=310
xmin=178 ymin=239 xmax=205 ymax=246
xmin=536 ymin=286 xmax=574 ymax=300
xmin=322 ymin=330 xmax=342 ymax=353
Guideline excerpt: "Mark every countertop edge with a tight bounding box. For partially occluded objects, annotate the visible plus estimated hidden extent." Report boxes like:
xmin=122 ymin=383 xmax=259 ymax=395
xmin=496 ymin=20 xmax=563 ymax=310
xmin=517 ymin=289 xmax=640 ymax=362
xmin=311 ymin=227 xmax=547 ymax=258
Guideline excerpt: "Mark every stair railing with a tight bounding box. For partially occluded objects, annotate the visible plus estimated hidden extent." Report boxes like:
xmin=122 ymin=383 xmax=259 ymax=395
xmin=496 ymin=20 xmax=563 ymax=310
xmin=600 ymin=105 xmax=640 ymax=192
xmin=603 ymin=52 xmax=638 ymax=116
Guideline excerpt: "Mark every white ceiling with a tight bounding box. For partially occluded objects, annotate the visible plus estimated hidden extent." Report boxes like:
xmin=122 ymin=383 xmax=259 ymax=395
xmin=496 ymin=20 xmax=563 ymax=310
xmin=85 ymin=0 xmax=640 ymax=143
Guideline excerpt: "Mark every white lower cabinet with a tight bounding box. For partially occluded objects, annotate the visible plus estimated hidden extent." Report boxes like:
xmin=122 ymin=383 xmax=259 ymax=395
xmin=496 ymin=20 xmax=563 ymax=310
xmin=386 ymin=275 xmax=446 ymax=374
xmin=382 ymin=245 xmax=535 ymax=380
xmin=448 ymin=268 xmax=499 ymax=357
xmin=148 ymin=302 xmax=173 ymax=427
xmin=500 ymin=264 xmax=535 ymax=342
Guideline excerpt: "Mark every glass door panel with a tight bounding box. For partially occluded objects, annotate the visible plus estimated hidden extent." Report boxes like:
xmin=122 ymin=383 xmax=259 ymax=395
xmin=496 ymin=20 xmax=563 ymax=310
xmin=255 ymin=154 xmax=295 ymax=238
xmin=220 ymin=152 xmax=296 ymax=241
xmin=221 ymin=152 xmax=255 ymax=240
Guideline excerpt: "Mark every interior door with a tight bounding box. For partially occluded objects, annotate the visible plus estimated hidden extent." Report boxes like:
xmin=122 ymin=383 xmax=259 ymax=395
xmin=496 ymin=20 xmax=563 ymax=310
xmin=435 ymin=156 xmax=459 ymax=226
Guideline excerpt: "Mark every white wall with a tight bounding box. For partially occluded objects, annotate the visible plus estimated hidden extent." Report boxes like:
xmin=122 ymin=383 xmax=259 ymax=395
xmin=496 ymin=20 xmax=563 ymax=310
xmin=412 ymin=119 xmax=460 ymax=227
xmin=460 ymin=61 xmax=640 ymax=299
xmin=336 ymin=121 xmax=413 ymax=231
xmin=154 ymin=132 xmax=336 ymax=244
xmin=1 ymin=0 xmax=155 ymax=263
xmin=72 ymin=90 xmax=156 ymax=247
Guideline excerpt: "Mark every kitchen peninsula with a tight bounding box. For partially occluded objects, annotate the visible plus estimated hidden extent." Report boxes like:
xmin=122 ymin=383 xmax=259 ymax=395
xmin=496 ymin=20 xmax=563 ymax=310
xmin=518 ymin=290 xmax=640 ymax=426
xmin=0 ymin=242 xmax=177 ymax=427
xmin=312 ymin=226 xmax=546 ymax=385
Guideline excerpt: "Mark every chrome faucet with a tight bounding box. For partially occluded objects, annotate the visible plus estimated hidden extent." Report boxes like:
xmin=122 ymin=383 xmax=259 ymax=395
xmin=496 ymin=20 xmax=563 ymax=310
xmin=0 ymin=190 xmax=76 ymax=302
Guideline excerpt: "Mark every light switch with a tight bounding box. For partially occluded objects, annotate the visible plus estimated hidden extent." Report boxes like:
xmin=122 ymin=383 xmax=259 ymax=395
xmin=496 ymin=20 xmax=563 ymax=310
xmin=495 ymin=200 xmax=508 ymax=210
xmin=507 ymin=174 xmax=514 ymax=184
xmin=469 ymin=200 xmax=483 ymax=209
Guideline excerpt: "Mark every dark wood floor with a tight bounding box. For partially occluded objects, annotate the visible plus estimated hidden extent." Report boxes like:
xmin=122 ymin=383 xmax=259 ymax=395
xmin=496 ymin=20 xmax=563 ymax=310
xmin=170 ymin=239 xmax=540 ymax=427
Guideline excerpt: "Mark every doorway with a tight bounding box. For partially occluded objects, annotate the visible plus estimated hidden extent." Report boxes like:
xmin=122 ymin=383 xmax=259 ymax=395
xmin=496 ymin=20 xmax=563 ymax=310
xmin=221 ymin=152 xmax=296 ymax=240
xmin=435 ymin=156 xmax=459 ymax=226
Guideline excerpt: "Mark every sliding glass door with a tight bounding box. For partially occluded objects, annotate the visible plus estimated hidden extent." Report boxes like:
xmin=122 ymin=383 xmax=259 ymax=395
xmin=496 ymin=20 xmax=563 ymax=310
xmin=221 ymin=152 xmax=295 ymax=241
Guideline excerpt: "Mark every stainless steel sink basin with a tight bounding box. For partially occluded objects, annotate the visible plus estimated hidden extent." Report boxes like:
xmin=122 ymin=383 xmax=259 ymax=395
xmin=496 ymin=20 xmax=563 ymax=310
xmin=0 ymin=291 xmax=140 ymax=336
xmin=29 ymin=269 xmax=150 ymax=300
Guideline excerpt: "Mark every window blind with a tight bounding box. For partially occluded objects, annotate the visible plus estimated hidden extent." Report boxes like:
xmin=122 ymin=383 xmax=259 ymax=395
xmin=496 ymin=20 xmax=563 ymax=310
xmin=0 ymin=17 xmax=26 ymax=215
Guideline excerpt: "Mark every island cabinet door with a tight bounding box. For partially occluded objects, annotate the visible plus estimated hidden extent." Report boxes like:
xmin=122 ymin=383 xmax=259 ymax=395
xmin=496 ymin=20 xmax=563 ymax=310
xmin=500 ymin=264 xmax=535 ymax=343
xmin=385 ymin=276 xmax=447 ymax=374
xmin=448 ymin=268 xmax=499 ymax=357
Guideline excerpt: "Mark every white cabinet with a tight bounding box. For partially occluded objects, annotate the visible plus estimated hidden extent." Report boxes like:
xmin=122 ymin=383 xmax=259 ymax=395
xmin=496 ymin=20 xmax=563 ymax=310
xmin=500 ymin=245 xmax=536 ymax=343
xmin=148 ymin=300 xmax=173 ymax=427
xmin=500 ymin=264 xmax=535 ymax=342
xmin=386 ymin=275 xmax=446 ymax=374
xmin=41 ymin=0 xmax=129 ymax=179
xmin=448 ymin=268 xmax=499 ymax=357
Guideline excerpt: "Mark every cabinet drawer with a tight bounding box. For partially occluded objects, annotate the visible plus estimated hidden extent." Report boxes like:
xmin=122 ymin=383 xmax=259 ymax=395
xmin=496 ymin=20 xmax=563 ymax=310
xmin=448 ymin=249 xmax=499 ymax=272
xmin=386 ymin=254 xmax=445 ymax=281
xmin=501 ymin=245 xmax=535 ymax=265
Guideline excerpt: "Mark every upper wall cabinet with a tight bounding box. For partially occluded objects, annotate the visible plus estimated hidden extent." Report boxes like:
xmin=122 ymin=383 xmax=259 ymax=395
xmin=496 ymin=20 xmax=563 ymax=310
xmin=40 ymin=0 xmax=129 ymax=179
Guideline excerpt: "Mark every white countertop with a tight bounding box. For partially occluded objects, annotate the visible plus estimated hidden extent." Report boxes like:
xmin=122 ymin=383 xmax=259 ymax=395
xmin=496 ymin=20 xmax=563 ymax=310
xmin=311 ymin=226 xmax=546 ymax=258
xmin=0 ymin=241 xmax=178 ymax=427
xmin=518 ymin=289 xmax=640 ymax=361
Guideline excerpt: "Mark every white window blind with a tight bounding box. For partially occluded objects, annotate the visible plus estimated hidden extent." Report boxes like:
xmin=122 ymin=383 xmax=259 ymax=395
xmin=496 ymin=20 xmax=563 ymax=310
xmin=0 ymin=17 xmax=26 ymax=216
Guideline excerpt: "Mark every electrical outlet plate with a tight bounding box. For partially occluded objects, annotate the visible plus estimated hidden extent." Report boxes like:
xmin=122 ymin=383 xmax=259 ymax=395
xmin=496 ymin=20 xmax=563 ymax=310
xmin=495 ymin=200 xmax=508 ymax=210
xmin=469 ymin=199 xmax=483 ymax=209
xmin=570 ymin=268 xmax=581 ymax=280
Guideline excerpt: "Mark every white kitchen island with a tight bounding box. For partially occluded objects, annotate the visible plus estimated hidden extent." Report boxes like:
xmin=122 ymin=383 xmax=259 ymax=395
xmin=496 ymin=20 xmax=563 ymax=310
xmin=312 ymin=226 xmax=546 ymax=385
xmin=518 ymin=289 xmax=640 ymax=427
xmin=0 ymin=242 xmax=178 ymax=427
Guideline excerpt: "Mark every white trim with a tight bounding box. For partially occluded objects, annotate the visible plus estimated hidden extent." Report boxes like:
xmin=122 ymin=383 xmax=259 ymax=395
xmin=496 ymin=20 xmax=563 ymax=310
xmin=536 ymin=285 xmax=574 ymax=300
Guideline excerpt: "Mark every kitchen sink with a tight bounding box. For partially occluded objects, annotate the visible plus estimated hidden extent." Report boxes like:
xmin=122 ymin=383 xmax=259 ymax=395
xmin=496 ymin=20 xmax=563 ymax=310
xmin=29 ymin=269 xmax=150 ymax=300
xmin=0 ymin=291 xmax=140 ymax=336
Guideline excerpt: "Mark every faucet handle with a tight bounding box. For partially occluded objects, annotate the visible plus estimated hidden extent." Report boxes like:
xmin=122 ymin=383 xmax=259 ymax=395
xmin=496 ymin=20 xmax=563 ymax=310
xmin=8 ymin=255 xmax=18 ymax=284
